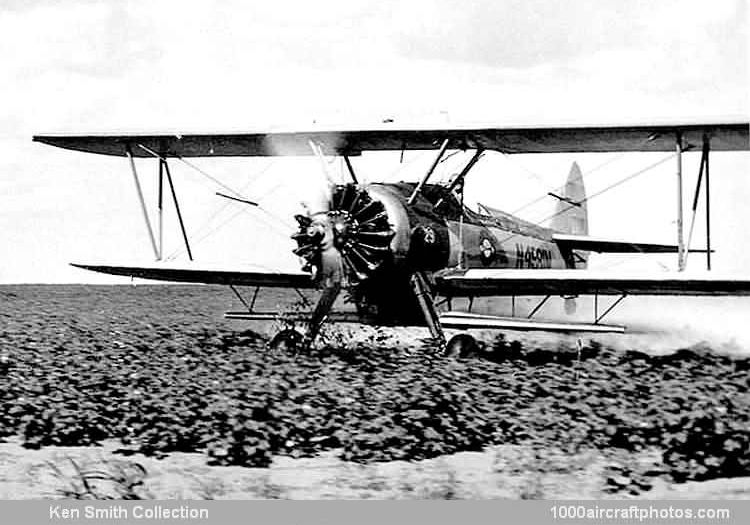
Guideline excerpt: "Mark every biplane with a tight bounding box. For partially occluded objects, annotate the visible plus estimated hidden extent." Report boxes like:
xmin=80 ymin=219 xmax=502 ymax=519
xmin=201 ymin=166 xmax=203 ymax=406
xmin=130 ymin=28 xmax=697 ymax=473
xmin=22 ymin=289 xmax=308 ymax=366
xmin=33 ymin=120 xmax=750 ymax=354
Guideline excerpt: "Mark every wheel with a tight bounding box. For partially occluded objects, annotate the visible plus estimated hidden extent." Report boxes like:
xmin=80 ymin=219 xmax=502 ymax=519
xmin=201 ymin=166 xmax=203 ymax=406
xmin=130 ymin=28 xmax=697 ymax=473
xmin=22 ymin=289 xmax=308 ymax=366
xmin=445 ymin=333 xmax=479 ymax=358
xmin=268 ymin=328 xmax=305 ymax=352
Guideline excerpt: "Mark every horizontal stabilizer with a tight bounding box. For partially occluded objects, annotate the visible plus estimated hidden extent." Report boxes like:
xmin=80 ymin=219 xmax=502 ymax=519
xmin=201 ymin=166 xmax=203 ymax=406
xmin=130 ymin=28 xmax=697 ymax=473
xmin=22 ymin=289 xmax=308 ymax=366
xmin=440 ymin=311 xmax=624 ymax=333
xmin=71 ymin=262 xmax=315 ymax=288
xmin=553 ymin=234 xmax=707 ymax=254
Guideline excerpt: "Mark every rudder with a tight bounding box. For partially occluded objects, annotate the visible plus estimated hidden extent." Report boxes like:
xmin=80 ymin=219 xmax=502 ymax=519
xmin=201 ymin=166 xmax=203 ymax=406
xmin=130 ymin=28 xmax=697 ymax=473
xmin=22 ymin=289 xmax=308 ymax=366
xmin=552 ymin=162 xmax=588 ymax=313
xmin=552 ymin=162 xmax=589 ymax=279
xmin=551 ymin=161 xmax=588 ymax=237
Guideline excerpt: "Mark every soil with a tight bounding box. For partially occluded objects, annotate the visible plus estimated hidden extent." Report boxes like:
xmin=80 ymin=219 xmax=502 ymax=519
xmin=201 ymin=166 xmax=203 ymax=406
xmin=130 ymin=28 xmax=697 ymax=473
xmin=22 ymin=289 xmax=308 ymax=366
xmin=1 ymin=285 xmax=748 ymax=499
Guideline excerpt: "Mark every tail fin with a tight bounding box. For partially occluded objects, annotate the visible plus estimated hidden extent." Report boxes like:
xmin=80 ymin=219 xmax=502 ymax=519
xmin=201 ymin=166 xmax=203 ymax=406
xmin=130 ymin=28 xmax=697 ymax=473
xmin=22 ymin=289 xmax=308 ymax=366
xmin=551 ymin=162 xmax=589 ymax=270
xmin=551 ymin=162 xmax=588 ymax=235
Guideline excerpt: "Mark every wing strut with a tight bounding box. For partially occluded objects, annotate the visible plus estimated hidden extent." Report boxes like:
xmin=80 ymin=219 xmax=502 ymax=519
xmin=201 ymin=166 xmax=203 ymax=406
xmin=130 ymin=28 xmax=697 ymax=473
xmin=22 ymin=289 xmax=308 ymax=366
xmin=343 ymin=155 xmax=359 ymax=184
xmin=408 ymin=138 xmax=450 ymax=204
xmin=162 ymin=158 xmax=193 ymax=261
xmin=527 ymin=295 xmax=551 ymax=319
xmin=230 ymin=285 xmax=253 ymax=312
xmin=684 ymin=135 xmax=712 ymax=270
xmin=157 ymin=158 xmax=164 ymax=259
xmin=676 ymin=132 xmax=685 ymax=271
xmin=125 ymin=145 xmax=159 ymax=260
xmin=434 ymin=148 xmax=484 ymax=211
xmin=594 ymin=293 xmax=627 ymax=324
xmin=705 ymin=135 xmax=712 ymax=270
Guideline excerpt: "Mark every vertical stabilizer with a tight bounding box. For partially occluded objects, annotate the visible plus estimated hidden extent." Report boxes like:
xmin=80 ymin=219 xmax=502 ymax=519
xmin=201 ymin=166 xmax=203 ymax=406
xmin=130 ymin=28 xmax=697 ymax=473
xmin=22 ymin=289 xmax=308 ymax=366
xmin=552 ymin=162 xmax=589 ymax=279
xmin=553 ymin=162 xmax=588 ymax=313
xmin=551 ymin=161 xmax=588 ymax=236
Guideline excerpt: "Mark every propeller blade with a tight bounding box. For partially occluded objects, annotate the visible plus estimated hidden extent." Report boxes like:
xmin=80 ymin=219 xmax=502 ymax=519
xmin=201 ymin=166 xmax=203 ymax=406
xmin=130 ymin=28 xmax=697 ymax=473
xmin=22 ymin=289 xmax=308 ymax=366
xmin=306 ymin=245 xmax=344 ymax=345
xmin=306 ymin=281 xmax=341 ymax=346
xmin=302 ymin=190 xmax=331 ymax=215
xmin=303 ymin=139 xmax=335 ymax=215
xmin=316 ymin=245 xmax=345 ymax=288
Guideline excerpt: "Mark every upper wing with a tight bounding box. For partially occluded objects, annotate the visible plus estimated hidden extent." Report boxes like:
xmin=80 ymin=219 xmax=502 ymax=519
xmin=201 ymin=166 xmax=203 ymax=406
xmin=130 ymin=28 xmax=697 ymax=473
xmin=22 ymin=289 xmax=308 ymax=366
xmin=551 ymin=233 xmax=708 ymax=254
xmin=34 ymin=119 xmax=748 ymax=157
xmin=71 ymin=262 xmax=315 ymax=288
xmin=435 ymin=269 xmax=750 ymax=297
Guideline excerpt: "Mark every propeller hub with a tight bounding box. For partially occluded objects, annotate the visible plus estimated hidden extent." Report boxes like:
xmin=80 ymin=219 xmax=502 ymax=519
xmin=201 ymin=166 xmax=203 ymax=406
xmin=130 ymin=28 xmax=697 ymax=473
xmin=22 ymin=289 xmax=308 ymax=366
xmin=329 ymin=211 xmax=357 ymax=248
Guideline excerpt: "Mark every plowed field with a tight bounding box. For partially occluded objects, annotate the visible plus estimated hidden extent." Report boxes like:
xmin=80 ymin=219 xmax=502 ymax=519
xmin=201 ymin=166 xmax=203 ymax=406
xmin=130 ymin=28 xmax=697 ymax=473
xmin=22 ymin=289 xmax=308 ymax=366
xmin=1 ymin=285 xmax=748 ymax=498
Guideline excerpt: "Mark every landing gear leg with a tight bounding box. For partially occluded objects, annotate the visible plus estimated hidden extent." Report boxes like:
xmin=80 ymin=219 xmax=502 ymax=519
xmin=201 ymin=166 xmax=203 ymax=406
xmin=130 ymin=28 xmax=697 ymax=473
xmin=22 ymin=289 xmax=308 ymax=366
xmin=268 ymin=282 xmax=342 ymax=352
xmin=409 ymin=272 xmax=447 ymax=351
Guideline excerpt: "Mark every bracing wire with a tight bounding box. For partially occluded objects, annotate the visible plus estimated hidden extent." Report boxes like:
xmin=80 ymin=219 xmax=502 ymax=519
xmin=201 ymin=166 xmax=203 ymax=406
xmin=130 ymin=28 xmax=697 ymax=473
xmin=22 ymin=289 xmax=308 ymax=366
xmin=499 ymin=151 xmax=550 ymax=188
xmin=493 ymin=152 xmax=677 ymax=247
xmin=184 ymin=161 xmax=275 ymax=236
xmin=505 ymin=137 xmax=654 ymax=218
xmin=385 ymin=149 xmax=431 ymax=182
xmin=137 ymin=143 xmax=294 ymax=231
xmin=547 ymin=152 xmax=676 ymax=225
xmin=163 ymin=176 xmax=292 ymax=261
xmin=161 ymin=159 xmax=276 ymax=261
xmin=175 ymin=156 xmax=296 ymax=231
xmin=137 ymin=144 xmax=247 ymax=199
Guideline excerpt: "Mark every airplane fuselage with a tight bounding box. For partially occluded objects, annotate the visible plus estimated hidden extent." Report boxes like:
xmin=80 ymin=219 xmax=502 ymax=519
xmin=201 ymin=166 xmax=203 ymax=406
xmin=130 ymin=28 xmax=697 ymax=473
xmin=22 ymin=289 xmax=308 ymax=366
xmin=370 ymin=182 xmax=569 ymax=269
xmin=350 ymin=182 xmax=572 ymax=325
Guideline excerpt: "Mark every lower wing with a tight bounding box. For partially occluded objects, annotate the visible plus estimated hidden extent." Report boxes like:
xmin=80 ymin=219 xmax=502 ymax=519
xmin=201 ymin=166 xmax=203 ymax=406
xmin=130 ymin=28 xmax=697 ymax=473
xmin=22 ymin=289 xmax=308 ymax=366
xmin=435 ymin=269 xmax=750 ymax=296
xmin=71 ymin=262 xmax=315 ymax=288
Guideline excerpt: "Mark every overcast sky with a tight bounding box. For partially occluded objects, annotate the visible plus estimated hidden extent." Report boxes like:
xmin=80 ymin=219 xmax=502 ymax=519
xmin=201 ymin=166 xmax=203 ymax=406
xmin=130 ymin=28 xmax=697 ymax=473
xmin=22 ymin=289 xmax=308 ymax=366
xmin=0 ymin=0 xmax=747 ymax=283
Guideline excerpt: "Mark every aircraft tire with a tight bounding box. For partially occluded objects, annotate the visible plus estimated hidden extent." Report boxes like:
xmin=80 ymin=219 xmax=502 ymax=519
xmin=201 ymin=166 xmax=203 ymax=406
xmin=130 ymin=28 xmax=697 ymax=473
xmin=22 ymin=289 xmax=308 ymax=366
xmin=269 ymin=329 xmax=305 ymax=352
xmin=445 ymin=333 xmax=479 ymax=358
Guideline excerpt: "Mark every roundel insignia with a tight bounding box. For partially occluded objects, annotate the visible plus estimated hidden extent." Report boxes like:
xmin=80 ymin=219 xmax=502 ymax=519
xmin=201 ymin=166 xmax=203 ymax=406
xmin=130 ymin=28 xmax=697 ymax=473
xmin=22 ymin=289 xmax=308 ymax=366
xmin=479 ymin=236 xmax=496 ymax=266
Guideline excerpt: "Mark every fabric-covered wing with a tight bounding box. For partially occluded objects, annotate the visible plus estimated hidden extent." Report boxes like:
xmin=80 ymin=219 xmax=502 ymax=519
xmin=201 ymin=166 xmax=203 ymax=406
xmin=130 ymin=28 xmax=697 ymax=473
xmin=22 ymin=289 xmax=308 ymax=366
xmin=33 ymin=120 xmax=748 ymax=157
xmin=551 ymin=234 xmax=708 ymax=254
xmin=71 ymin=263 xmax=315 ymax=288
xmin=435 ymin=269 xmax=750 ymax=297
